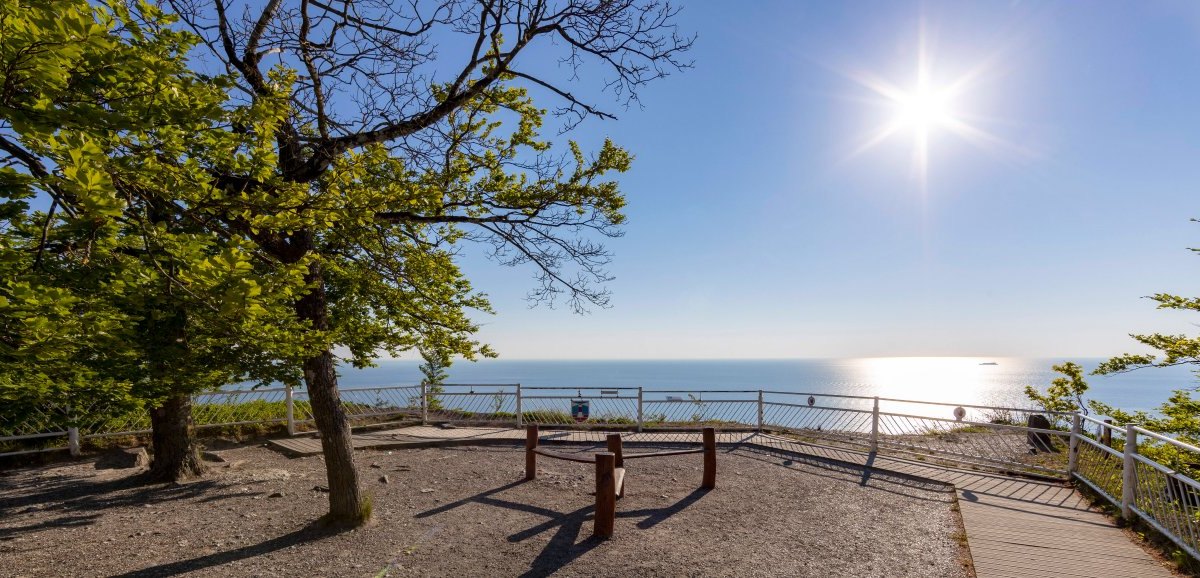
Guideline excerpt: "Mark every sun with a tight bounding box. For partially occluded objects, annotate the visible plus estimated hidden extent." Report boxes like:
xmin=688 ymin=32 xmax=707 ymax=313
xmin=895 ymin=84 xmax=953 ymax=132
xmin=840 ymin=25 xmax=1014 ymax=190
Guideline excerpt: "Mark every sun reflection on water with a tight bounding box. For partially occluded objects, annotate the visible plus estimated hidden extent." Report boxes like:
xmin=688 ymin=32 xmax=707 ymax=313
xmin=849 ymin=356 xmax=1027 ymax=407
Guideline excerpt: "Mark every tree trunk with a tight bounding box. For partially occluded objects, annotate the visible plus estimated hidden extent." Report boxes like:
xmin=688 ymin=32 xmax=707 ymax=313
xmin=297 ymin=262 xmax=367 ymax=525
xmin=147 ymin=393 xmax=204 ymax=482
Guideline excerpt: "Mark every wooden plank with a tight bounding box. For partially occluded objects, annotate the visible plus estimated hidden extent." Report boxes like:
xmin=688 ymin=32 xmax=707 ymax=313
xmin=614 ymin=467 xmax=626 ymax=498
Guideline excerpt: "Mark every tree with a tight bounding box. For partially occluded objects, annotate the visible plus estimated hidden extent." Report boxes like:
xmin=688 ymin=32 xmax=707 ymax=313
xmin=1024 ymin=362 xmax=1090 ymax=415
xmin=0 ymin=0 xmax=309 ymax=481
xmin=1025 ymin=225 xmax=1200 ymax=476
xmin=147 ymin=0 xmax=693 ymax=525
xmin=419 ymin=348 xmax=451 ymax=387
xmin=419 ymin=347 xmax=451 ymax=412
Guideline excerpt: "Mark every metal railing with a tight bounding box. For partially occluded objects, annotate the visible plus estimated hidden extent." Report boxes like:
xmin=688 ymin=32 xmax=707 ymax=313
xmin=1071 ymin=414 xmax=1200 ymax=561
xmin=2 ymin=382 xmax=1197 ymax=561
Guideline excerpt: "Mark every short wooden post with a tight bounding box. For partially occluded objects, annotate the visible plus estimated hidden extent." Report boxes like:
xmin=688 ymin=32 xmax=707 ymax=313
xmin=1102 ymin=419 xmax=1113 ymax=447
xmin=525 ymin=424 xmax=539 ymax=481
xmin=1067 ymin=413 xmax=1082 ymax=476
xmin=67 ymin=427 xmax=81 ymax=457
xmin=285 ymin=386 xmax=296 ymax=436
xmin=1121 ymin=424 xmax=1138 ymax=520
xmin=702 ymin=427 xmax=716 ymax=490
xmin=595 ymin=452 xmax=617 ymax=538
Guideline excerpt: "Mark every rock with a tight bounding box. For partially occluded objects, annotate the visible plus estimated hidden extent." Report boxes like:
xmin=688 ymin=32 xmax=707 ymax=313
xmin=199 ymin=451 xmax=226 ymax=463
xmin=420 ymin=488 xmax=435 ymax=493
xmin=268 ymin=492 xmax=285 ymax=498
xmin=95 ymin=447 xmax=150 ymax=470
xmin=379 ymin=475 xmax=390 ymax=484
xmin=369 ymin=463 xmax=382 ymax=469
xmin=312 ymin=485 xmax=330 ymax=493
xmin=1026 ymin=415 xmax=1058 ymax=453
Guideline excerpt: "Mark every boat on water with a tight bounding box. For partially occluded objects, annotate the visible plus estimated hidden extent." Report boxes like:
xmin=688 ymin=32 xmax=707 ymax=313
xmin=979 ymin=362 xmax=999 ymax=366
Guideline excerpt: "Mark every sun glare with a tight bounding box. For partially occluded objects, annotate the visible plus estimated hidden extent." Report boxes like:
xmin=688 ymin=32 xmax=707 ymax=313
xmin=841 ymin=23 xmax=1016 ymax=191
xmin=895 ymin=85 xmax=952 ymax=131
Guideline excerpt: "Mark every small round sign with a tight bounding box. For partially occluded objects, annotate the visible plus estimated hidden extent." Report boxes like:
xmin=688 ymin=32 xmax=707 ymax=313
xmin=807 ymin=395 xmax=816 ymax=407
xmin=953 ymin=406 xmax=966 ymax=421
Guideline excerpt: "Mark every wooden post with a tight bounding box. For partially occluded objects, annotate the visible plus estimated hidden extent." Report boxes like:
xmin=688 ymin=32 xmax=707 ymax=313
xmin=595 ymin=452 xmax=617 ymax=539
xmin=702 ymin=427 xmax=716 ymax=490
xmin=1102 ymin=419 xmax=1113 ymax=447
xmin=525 ymin=424 xmax=539 ymax=481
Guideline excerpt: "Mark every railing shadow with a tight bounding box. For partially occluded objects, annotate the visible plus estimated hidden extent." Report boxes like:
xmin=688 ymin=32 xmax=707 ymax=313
xmin=734 ymin=443 xmax=955 ymax=503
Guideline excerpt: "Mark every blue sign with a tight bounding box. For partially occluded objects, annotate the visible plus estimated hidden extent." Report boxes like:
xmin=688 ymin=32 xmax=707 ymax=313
xmin=571 ymin=399 xmax=590 ymax=423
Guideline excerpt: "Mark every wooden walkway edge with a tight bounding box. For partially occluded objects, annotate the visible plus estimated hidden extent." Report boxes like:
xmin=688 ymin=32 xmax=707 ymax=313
xmin=268 ymin=426 xmax=1174 ymax=577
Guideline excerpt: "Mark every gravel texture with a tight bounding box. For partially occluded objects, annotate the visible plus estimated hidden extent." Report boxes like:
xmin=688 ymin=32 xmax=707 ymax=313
xmin=0 ymin=442 xmax=971 ymax=577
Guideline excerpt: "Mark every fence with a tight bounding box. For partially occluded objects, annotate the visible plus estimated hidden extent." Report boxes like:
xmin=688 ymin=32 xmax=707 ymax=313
xmin=2 ymin=382 xmax=1196 ymax=560
xmin=1072 ymin=414 xmax=1200 ymax=561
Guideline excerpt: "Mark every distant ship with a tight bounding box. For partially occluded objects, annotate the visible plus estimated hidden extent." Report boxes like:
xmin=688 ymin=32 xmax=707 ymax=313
xmin=979 ymin=362 xmax=999 ymax=366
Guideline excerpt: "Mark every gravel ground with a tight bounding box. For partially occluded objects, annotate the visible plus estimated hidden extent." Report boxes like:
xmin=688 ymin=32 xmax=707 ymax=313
xmin=0 ymin=442 xmax=971 ymax=577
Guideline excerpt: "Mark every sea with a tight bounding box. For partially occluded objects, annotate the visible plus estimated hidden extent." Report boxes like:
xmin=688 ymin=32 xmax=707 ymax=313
xmin=331 ymin=357 xmax=1197 ymax=415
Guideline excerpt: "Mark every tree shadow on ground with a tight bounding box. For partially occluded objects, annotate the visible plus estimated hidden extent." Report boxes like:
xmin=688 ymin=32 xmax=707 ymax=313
xmin=108 ymin=523 xmax=341 ymax=578
xmin=415 ymin=480 xmax=712 ymax=578
xmin=0 ymin=469 xmax=255 ymax=539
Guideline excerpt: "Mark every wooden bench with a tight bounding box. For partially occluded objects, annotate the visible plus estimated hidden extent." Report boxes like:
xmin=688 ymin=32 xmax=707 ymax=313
xmin=524 ymin=425 xmax=716 ymax=538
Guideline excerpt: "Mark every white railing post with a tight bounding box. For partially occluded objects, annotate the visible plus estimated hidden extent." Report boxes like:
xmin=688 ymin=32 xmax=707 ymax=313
xmin=1067 ymin=413 xmax=1081 ymax=476
xmin=67 ymin=427 xmax=80 ymax=457
xmin=516 ymin=384 xmax=523 ymax=427
xmin=285 ymin=386 xmax=295 ymax=436
xmin=1121 ymin=424 xmax=1138 ymax=520
xmin=636 ymin=387 xmax=644 ymax=433
xmin=756 ymin=390 xmax=764 ymax=432
xmin=870 ymin=397 xmax=880 ymax=453
xmin=421 ymin=382 xmax=429 ymax=425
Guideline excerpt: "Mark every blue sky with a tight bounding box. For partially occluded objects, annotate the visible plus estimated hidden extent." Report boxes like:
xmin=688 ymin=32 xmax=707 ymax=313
xmin=448 ymin=1 xmax=1200 ymax=360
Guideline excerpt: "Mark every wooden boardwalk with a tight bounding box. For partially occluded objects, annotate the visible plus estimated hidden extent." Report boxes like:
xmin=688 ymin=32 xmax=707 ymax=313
xmin=269 ymin=426 xmax=1173 ymax=577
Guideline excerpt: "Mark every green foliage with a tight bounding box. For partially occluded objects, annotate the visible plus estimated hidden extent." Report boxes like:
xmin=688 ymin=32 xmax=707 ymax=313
xmin=1024 ymin=362 xmax=1090 ymax=415
xmin=418 ymin=348 xmax=450 ymax=411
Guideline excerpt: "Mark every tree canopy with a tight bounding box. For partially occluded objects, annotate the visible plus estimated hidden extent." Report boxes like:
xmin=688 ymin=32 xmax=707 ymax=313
xmin=2 ymin=0 xmax=692 ymax=524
